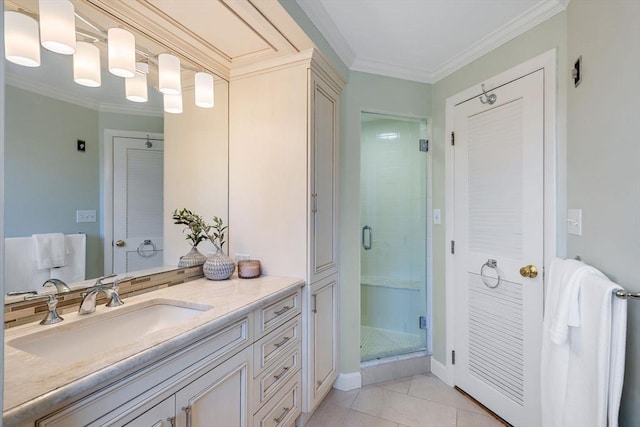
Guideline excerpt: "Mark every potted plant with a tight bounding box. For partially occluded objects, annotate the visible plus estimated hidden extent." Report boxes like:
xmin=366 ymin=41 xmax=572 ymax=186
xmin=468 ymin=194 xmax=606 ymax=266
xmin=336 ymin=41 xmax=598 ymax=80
xmin=202 ymin=216 xmax=236 ymax=280
xmin=172 ymin=208 xmax=208 ymax=268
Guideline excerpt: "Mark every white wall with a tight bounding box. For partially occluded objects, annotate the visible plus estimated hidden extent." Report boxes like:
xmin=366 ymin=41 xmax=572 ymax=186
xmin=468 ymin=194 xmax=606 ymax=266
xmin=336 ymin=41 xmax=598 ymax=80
xmin=163 ymin=82 xmax=229 ymax=265
xmin=566 ymin=1 xmax=640 ymax=424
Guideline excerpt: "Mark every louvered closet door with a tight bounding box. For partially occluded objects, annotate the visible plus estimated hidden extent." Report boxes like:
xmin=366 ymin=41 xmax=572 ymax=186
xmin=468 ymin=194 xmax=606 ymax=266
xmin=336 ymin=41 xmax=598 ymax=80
xmin=113 ymin=136 xmax=164 ymax=273
xmin=453 ymin=70 xmax=543 ymax=427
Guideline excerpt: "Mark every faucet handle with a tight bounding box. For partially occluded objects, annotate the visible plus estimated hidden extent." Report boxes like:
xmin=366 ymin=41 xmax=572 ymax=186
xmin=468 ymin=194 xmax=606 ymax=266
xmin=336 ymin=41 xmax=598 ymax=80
xmin=94 ymin=274 xmax=117 ymax=287
xmin=112 ymin=276 xmax=133 ymax=290
xmin=7 ymin=290 xmax=38 ymax=296
xmin=106 ymin=276 xmax=131 ymax=307
xmin=24 ymin=294 xmax=64 ymax=325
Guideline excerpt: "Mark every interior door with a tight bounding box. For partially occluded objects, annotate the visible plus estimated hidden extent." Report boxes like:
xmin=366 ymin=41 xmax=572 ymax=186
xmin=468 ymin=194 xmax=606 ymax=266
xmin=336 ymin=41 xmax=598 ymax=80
xmin=453 ymin=70 xmax=544 ymax=426
xmin=113 ymin=136 xmax=164 ymax=274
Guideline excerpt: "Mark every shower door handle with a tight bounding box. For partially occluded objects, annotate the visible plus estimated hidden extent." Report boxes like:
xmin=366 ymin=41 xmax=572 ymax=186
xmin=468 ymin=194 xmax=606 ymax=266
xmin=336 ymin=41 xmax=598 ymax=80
xmin=362 ymin=225 xmax=372 ymax=250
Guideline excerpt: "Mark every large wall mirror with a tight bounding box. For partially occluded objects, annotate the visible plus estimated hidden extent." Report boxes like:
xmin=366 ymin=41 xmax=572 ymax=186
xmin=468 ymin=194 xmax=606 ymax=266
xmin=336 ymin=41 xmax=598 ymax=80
xmin=4 ymin=0 xmax=230 ymax=302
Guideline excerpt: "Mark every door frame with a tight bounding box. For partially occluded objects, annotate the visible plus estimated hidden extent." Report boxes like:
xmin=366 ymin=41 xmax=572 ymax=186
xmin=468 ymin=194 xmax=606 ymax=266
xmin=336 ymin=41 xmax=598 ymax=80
xmin=102 ymin=129 xmax=164 ymax=275
xmin=438 ymin=49 xmax=558 ymax=385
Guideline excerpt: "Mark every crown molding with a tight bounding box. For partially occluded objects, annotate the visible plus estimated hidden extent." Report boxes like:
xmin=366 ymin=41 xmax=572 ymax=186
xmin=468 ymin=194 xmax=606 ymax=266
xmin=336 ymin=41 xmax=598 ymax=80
xmin=299 ymin=0 xmax=568 ymax=84
xmin=296 ymin=0 xmax=356 ymax=68
xmin=7 ymin=73 xmax=163 ymax=117
xmin=429 ymin=0 xmax=569 ymax=83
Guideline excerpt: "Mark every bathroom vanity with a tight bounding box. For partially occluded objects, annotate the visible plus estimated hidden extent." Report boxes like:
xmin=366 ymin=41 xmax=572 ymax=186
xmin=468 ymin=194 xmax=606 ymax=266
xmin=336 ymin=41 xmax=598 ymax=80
xmin=3 ymin=276 xmax=304 ymax=426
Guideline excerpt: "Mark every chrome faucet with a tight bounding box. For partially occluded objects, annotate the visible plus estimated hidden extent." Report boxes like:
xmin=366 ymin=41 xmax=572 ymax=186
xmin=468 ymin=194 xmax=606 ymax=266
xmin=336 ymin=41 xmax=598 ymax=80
xmin=43 ymin=278 xmax=71 ymax=293
xmin=78 ymin=275 xmax=131 ymax=315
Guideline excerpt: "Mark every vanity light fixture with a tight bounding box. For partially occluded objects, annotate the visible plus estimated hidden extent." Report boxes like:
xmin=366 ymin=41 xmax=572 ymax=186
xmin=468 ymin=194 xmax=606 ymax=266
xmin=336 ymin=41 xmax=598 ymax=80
xmin=4 ymin=11 xmax=41 ymax=67
xmin=195 ymin=72 xmax=215 ymax=108
xmin=158 ymin=53 xmax=181 ymax=95
xmin=164 ymin=92 xmax=183 ymax=114
xmin=125 ymin=62 xmax=149 ymax=103
xmin=108 ymin=28 xmax=136 ymax=78
xmin=73 ymin=41 xmax=101 ymax=87
xmin=38 ymin=0 xmax=76 ymax=55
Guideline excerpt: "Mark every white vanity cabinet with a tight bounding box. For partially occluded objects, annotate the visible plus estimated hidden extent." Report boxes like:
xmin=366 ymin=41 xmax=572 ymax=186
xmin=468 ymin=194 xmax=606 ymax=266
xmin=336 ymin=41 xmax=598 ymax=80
xmin=229 ymin=49 xmax=343 ymax=416
xmin=31 ymin=287 xmax=303 ymax=427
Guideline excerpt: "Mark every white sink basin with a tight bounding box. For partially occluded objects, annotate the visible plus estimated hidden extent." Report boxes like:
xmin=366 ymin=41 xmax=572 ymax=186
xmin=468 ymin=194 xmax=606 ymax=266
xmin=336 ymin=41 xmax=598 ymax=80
xmin=8 ymin=299 xmax=212 ymax=363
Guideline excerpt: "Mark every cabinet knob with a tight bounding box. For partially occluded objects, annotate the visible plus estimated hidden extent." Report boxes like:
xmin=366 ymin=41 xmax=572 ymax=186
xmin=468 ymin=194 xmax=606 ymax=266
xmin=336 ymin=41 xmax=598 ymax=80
xmin=166 ymin=417 xmax=176 ymax=427
xmin=182 ymin=406 xmax=192 ymax=427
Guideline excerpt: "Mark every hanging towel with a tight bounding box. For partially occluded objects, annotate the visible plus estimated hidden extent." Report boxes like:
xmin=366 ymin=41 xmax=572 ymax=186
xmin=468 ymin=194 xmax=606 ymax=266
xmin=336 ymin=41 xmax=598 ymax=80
xmin=4 ymin=237 xmax=51 ymax=293
xmin=562 ymin=272 xmax=626 ymax=427
xmin=32 ymin=233 xmax=67 ymax=269
xmin=49 ymin=234 xmax=86 ymax=283
xmin=541 ymin=258 xmax=627 ymax=427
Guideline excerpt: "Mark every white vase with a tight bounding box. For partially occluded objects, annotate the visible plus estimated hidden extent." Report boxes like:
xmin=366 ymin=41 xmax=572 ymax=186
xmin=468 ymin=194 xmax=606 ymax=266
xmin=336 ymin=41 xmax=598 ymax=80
xmin=203 ymin=248 xmax=235 ymax=280
xmin=178 ymin=246 xmax=207 ymax=268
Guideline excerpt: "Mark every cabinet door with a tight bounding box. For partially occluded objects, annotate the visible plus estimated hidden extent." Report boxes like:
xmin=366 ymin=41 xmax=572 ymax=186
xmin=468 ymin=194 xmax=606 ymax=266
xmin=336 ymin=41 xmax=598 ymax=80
xmin=308 ymin=276 xmax=338 ymax=411
xmin=175 ymin=347 xmax=252 ymax=427
xmin=309 ymin=71 xmax=339 ymax=283
xmin=122 ymin=396 xmax=176 ymax=427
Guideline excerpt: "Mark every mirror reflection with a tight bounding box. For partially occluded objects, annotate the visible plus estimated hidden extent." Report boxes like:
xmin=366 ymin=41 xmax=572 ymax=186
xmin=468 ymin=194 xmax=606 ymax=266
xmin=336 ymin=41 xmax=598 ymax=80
xmin=4 ymin=48 xmax=164 ymax=295
xmin=3 ymin=0 xmax=230 ymax=304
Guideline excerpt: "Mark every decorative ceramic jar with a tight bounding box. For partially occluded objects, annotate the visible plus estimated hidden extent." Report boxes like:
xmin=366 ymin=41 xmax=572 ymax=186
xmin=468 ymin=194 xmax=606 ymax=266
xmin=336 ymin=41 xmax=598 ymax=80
xmin=178 ymin=246 xmax=207 ymax=268
xmin=203 ymin=249 xmax=236 ymax=280
xmin=238 ymin=260 xmax=261 ymax=278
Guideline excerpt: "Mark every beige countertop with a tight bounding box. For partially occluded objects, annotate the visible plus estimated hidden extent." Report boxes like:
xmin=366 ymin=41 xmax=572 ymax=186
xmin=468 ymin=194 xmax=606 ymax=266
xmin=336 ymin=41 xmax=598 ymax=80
xmin=3 ymin=275 xmax=304 ymax=425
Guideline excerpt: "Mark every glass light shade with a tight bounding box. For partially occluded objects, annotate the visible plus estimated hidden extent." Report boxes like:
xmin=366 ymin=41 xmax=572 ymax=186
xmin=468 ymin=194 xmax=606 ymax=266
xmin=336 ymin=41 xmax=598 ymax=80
xmin=4 ymin=11 xmax=41 ymax=67
xmin=195 ymin=72 xmax=214 ymax=108
xmin=73 ymin=42 xmax=101 ymax=87
xmin=39 ymin=0 xmax=76 ymax=54
xmin=108 ymin=28 xmax=136 ymax=78
xmin=158 ymin=53 xmax=181 ymax=95
xmin=164 ymin=93 xmax=183 ymax=114
xmin=126 ymin=72 xmax=148 ymax=103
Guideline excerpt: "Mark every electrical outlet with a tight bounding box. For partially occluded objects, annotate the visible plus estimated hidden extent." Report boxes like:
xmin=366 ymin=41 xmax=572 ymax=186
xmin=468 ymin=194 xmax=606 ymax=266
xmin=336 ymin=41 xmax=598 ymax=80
xmin=235 ymin=254 xmax=250 ymax=262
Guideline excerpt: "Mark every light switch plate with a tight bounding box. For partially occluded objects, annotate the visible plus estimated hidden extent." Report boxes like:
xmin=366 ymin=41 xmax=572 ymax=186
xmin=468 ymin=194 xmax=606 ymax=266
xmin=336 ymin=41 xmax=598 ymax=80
xmin=76 ymin=210 xmax=96 ymax=223
xmin=567 ymin=209 xmax=582 ymax=236
xmin=433 ymin=209 xmax=441 ymax=225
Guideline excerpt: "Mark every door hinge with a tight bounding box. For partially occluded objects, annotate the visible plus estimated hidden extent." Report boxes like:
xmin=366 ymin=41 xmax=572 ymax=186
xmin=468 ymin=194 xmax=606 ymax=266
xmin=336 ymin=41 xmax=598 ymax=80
xmin=451 ymin=240 xmax=455 ymax=254
xmin=419 ymin=315 xmax=428 ymax=330
xmin=419 ymin=139 xmax=429 ymax=152
xmin=451 ymin=131 xmax=455 ymax=146
xmin=452 ymin=350 xmax=456 ymax=365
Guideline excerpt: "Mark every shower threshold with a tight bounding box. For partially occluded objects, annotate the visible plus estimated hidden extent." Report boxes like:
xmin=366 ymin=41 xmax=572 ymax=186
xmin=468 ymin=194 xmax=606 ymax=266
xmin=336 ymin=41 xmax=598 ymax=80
xmin=361 ymin=325 xmax=425 ymax=363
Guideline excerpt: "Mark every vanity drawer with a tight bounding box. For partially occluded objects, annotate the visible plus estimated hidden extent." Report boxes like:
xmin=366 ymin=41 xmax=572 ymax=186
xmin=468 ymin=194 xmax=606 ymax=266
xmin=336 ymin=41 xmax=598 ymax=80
xmin=254 ymin=290 xmax=301 ymax=339
xmin=253 ymin=341 xmax=301 ymax=409
xmin=252 ymin=371 xmax=302 ymax=427
xmin=254 ymin=315 xmax=301 ymax=376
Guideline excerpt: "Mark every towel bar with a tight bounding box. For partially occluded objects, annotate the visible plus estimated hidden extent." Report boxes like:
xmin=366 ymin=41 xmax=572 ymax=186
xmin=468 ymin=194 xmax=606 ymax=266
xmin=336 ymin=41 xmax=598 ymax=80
xmin=573 ymin=255 xmax=639 ymax=300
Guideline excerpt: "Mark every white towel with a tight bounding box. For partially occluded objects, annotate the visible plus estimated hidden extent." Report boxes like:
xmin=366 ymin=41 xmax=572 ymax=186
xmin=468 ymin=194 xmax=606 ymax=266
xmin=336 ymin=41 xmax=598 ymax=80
xmin=541 ymin=258 xmax=627 ymax=427
xmin=32 ymin=233 xmax=67 ymax=269
xmin=49 ymin=234 xmax=86 ymax=283
xmin=4 ymin=237 xmax=50 ymax=293
xmin=562 ymin=272 xmax=626 ymax=427
xmin=541 ymin=258 xmax=605 ymax=427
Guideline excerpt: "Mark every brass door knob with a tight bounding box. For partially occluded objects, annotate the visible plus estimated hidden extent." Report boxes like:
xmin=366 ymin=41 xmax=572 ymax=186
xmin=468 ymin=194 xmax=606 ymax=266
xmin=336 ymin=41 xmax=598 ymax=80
xmin=115 ymin=240 xmax=126 ymax=247
xmin=520 ymin=265 xmax=538 ymax=278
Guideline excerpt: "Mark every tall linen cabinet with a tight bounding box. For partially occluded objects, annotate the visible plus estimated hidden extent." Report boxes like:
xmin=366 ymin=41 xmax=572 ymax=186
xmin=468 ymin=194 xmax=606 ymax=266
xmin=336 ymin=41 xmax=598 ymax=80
xmin=229 ymin=50 xmax=343 ymax=417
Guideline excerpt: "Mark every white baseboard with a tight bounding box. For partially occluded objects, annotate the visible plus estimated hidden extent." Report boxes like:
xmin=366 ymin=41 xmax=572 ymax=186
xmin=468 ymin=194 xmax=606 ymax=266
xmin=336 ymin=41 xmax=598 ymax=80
xmin=430 ymin=357 xmax=453 ymax=386
xmin=333 ymin=372 xmax=362 ymax=391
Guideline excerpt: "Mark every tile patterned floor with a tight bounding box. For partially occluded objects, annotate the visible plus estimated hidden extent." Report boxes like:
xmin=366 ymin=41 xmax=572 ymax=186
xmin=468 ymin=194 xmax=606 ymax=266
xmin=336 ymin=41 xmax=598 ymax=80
xmin=306 ymin=373 xmax=507 ymax=427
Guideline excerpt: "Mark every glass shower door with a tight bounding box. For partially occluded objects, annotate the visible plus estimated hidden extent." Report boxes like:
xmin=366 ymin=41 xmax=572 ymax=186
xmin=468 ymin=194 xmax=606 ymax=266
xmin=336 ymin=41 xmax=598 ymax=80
xmin=360 ymin=112 xmax=428 ymax=362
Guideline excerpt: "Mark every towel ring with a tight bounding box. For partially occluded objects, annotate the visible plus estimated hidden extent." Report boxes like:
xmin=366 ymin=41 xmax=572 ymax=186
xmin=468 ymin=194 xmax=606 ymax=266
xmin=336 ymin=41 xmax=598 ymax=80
xmin=480 ymin=259 xmax=501 ymax=289
xmin=137 ymin=239 xmax=158 ymax=258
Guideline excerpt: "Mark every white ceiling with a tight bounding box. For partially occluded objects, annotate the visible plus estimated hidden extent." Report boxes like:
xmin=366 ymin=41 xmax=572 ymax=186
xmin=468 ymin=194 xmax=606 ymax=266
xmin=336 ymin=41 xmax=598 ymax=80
xmin=296 ymin=0 xmax=568 ymax=83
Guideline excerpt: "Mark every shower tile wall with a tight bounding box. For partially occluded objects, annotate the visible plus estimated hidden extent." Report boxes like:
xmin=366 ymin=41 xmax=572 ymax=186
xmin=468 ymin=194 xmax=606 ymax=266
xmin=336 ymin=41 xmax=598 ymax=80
xmin=361 ymin=117 xmax=427 ymax=341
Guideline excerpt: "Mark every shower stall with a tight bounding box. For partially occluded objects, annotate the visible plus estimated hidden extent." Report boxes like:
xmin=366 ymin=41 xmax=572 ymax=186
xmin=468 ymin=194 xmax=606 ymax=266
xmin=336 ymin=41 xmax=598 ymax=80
xmin=360 ymin=112 xmax=429 ymax=363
